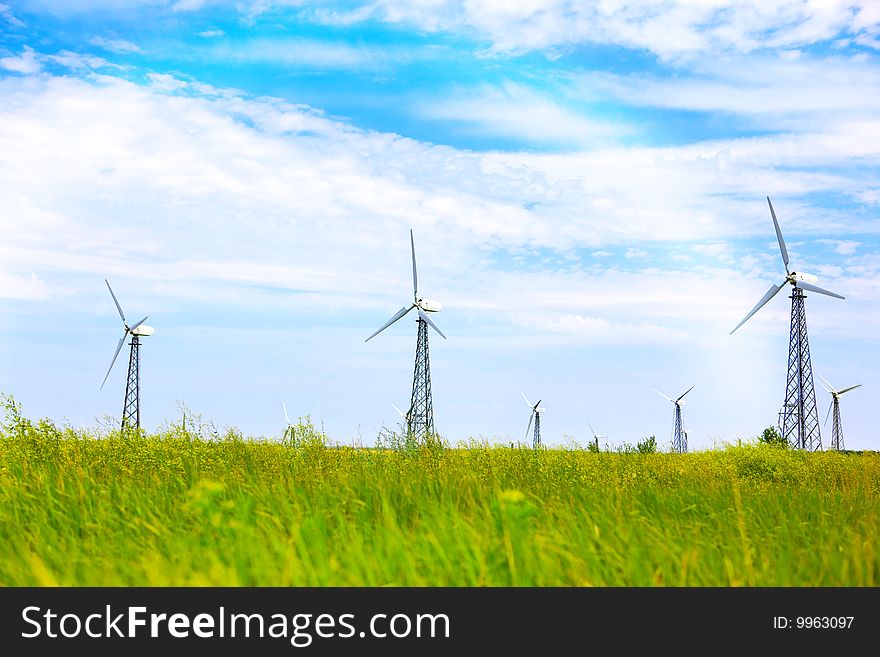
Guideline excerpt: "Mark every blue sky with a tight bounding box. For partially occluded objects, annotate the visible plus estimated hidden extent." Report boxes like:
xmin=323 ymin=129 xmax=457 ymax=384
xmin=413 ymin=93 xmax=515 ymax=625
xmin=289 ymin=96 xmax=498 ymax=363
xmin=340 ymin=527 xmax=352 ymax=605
xmin=1 ymin=0 xmax=879 ymax=450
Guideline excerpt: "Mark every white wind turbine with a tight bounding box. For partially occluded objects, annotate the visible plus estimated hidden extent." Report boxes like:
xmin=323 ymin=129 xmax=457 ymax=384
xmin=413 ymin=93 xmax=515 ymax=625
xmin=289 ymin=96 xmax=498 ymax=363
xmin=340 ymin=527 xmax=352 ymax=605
xmin=366 ymin=229 xmax=446 ymax=437
xmin=588 ymin=422 xmax=606 ymax=451
xmin=101 ymin=278 xmax=154 ymax=431
xmin=730 ymin=196 xmax=845 ymax=451
xmin=522 ymin=391 xmax=544 ymax=449
xmin=652 ymin=386 xmax=693 ymax=454
xmin=817 ymin=375 xmax=861 ymax=451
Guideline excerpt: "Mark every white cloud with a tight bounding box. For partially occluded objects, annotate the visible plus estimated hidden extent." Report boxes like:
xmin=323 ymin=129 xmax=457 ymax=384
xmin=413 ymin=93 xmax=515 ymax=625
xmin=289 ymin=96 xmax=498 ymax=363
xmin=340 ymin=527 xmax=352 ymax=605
xmin=47 ymin=50 xmax=113 ymax=70
xmin=89 ymin=36 xmax=146 ymax=54
xmin=1 ymin=65 xmax=877 ymax=343
xmin=298 ymin=1 xmax=880 ymax=61
xmin=573 ymin=51 xmax=880 ymax=131
xmin=413 ymin=81 xmax=628 ymax=148
xmin=198 ymin=29 xmax=225 ymax=37
xmin=818 ymin=239 xmax=862 ymax=255
xmin=0 ymin=3 xmax=25 ymax=27
xmin=0 ymin=272 xmax=50 ymax=300
xmin=202 ymin=36 xmax=410 ymax=69
xmin=0 ymin=46 xmax=41 ymax=74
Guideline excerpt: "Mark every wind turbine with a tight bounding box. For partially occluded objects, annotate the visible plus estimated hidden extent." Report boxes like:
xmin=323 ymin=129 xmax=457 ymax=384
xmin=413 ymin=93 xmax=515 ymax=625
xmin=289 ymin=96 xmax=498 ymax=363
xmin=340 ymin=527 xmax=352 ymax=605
xmin=282 ymin=402 xmax=293 ymax=441
xmin=587 ymin=421 xmax=606 ymax=451
xmin=652 ymin=386 xmax=693 ymax=453
xmin=101 ymin=278 xmax=154 ymax=431
xmin=817 ymin=375 xmax=861 ymax=451
xmin=366 ymin=229 xmax=446 ymax=437
xmin=522 ymin=392 xmax=544 ymax=449
xmin=730 ymin=197 xmax=845 ymax=450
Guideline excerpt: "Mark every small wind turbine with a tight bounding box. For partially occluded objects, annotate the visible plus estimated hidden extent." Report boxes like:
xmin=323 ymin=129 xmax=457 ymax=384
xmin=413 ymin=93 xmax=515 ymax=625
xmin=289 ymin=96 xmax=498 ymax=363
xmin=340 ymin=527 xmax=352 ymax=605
xmin=282 ymin=402 xmax=293 ymax=441
xmin=588 ymin=422 xmax=606 ymax=451
xmin=366 ymin=229 xmax=446 ymax=437
xmin=522 ymin=391 xmax=544 ymax=449
xmin=652 ymin=386 xmax=693 ymax=454
xmin=730 ymin=196 xmax=845 ymax=450
xmin=817 ymin=376 xmax=861 ymax=451
xmin=101 ymin=278 xmax=154 ymax=431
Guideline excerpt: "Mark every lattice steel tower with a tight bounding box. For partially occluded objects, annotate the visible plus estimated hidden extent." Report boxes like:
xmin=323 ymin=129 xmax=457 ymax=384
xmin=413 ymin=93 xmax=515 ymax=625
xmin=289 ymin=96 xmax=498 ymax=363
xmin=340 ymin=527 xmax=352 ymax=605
xmin=781 ymin=287 xmax=821 ymax=450
xmin=409 ymin=316 xmax=435 ymax=436
xmin=101 ymin=279 xmax=154 ymax=432
xmin=366 ymin=230 xmax=446 ymax=439
xmin=730 ymin=197 xmax=845 ymax=450
xmin=122 ymin=334 xmax=141 ymax=430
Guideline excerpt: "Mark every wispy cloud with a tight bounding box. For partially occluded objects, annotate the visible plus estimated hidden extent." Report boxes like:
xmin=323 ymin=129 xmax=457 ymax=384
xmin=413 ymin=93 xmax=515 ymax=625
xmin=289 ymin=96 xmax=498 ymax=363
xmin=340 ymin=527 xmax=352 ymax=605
xmin=89 ymin=36 xmax=146 ymax=54
xmin=412 ymin=82 xmax=628 ymax=148
xmin=203 ymin=37 xmax=409 ymax=70
xmin=0 ymin=2 xmax=25 ymax=27
xmin=300 ymin=1 xmax=880 ymax=61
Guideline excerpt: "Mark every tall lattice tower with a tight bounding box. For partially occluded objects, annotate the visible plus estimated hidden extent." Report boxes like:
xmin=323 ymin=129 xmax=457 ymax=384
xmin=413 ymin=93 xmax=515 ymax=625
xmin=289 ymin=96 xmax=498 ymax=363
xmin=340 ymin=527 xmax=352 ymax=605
xmin=101 ymin=279 xmax=154 ymax=432
xmin=122 ymin=334 xmax=141 ymax=430
xmin=366 ymin=229 xmax=446 ymax=439
xmin=730 ymin=197 xmax=845 ymax=450
xmin=409 ymin=316 xmax=434 ymax=436
xmin=781 ymin=288 xmax=821 ymax=450
xmin=817 ymin=376 xmax=861 ymax=451
xmin=653 ymin=386 xmax=693 ymax=454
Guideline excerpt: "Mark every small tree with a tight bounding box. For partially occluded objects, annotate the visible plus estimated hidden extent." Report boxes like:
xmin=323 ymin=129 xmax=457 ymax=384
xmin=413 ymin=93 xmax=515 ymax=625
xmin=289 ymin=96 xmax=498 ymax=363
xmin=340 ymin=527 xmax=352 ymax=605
xmin=636 ymin=435 xmax=657 ymax=454
xmin=758 ymin=425 xmax=788 ymax=447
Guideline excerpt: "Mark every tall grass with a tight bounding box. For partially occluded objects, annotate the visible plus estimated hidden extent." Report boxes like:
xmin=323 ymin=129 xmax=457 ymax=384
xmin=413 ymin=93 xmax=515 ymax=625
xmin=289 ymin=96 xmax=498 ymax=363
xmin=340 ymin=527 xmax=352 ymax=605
xmin=0 ymin=396 xmax=876 ymax=586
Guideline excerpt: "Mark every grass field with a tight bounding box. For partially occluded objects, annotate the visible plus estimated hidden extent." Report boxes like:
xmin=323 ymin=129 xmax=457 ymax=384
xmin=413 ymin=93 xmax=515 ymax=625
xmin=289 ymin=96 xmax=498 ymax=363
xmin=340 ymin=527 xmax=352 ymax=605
xmin=0 ymin=397 xmax=877 ymax=586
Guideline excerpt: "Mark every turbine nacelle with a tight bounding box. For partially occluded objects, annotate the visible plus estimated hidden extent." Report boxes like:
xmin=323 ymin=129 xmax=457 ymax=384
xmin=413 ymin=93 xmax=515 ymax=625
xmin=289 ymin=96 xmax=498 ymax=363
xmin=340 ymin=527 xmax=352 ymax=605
xmin=131 ymin=325 xmax=155 ymax=337
xmin=787 ymin=271 xmax=818 ymax=286
xmin=416 ymin=298 xmax=442 ymax=313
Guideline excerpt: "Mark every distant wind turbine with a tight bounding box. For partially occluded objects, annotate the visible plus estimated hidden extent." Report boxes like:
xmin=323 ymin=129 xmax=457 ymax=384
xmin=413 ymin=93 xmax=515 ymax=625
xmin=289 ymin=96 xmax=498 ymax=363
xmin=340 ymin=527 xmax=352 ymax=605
xmin=817 ymin=376 xmax=861 ymax=451
xmin=652 ymin=386 xmax=693 ymax=454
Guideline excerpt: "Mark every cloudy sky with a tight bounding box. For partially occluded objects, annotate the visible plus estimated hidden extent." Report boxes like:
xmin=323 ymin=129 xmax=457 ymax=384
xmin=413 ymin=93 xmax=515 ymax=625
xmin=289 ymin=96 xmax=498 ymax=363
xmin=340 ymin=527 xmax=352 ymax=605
xmin=1 ymin=0 xmax=878 ymax=450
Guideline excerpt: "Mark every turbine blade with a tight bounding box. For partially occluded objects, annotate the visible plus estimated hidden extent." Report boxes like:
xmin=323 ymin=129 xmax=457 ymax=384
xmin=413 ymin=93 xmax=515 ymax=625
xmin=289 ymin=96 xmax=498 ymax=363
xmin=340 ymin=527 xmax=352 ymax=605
xmin=525 ymin=412 xmax=533 ymax=442
xmin=797 ymin=280 xmax=845 ymax=300
xmin=391 ymin=403 xmax=407 ymax=418
xmin=283 ymin=402 xmax=290 ymax=426
xmin=105 ymin=278 xmax=126 ymax=324
xmin=521 ymin=391 xmax=532 ymax=408
xmin=535 ymin=399 xmax=542 ymax=410
xmin=824 ymin=401 xmax=832 ymax=427
xmin=365 ymin=305 xmax=413 ymax=342
xmin=418 ymin=308 xmax=446 ymax=339
xmin=676 ymin=386 xmax=694 ymax=403
xmin=651 ymin=388 xmax=673 ymax=403
xmin=588 ymin=422 xmax=596 ymax=436
xmin=837 ymin=384 xmax=861 ymax=396
xmin=817 ymin=374 xmax=834 ymax=393
xmin=767 ymin=196 xmax=789 ymax=273
xmin=128 ymin=315 xmax=148 ymax=332
xmin=100 ymin=335 xmax=126 ymax=390
xmin=729 ymin=282 xmax=785 ymax=335
xmin=410 ymin=229 xmax=418 ymax=300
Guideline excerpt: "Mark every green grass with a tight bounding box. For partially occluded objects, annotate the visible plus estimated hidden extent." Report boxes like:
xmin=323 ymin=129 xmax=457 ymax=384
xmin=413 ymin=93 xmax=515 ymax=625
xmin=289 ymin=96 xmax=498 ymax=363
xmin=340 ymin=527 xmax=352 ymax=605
xmin=0 ymin=399 xmax=877 ymax=586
